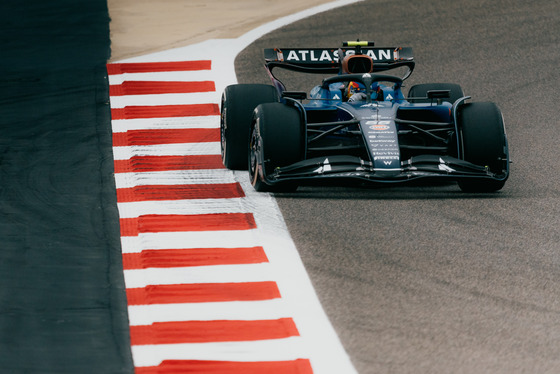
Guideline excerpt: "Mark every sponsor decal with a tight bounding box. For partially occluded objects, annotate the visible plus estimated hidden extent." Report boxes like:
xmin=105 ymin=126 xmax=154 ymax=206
xmin=372 ymin=151 xmax=400 ymax=156
xmin=369 ymin=142 xmax=395 ymax=148
xmin=369 ymin=124 xmax=390 ymax=131
xmin=368 ymin=134 xmax=394 ymax=139
xmin=286 ymin=50 xmax=331 ymax=62
xmin=365 ymin=120 xmax=390 ymax=125
xmin=365 ymin=120 xmax=391 ymax=131
xmin=283 ymin=48 xmax=394 ymax=63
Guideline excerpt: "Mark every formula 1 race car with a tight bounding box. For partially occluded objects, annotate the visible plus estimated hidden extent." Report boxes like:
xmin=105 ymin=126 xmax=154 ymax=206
xmin=220 ymin=41 xmax=509 ymax=192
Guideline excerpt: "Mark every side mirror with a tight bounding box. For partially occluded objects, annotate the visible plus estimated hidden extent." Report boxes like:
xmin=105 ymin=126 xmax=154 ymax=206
xmin=427 ymin=90 xmax=450 ymax=99
xmin=282 ymin=91 xmax=307 ymax=100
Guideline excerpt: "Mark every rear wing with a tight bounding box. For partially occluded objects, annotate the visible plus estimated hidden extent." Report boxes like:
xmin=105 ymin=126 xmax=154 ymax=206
xmin=264 ymin=45 xmax=414 ymax=77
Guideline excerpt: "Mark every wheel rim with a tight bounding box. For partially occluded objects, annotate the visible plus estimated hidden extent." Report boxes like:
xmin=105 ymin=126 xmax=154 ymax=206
xmin=249 ymin=126 xmax=260 ymax=185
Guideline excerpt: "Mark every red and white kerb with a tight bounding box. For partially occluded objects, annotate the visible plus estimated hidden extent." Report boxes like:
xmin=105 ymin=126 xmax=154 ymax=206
xmin=107 ymin=60 xmax=314 ymax=374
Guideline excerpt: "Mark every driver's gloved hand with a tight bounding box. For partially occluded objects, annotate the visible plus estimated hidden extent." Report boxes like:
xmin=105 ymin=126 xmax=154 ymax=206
xmin=348 ymin=92 xmax=367 ymax=102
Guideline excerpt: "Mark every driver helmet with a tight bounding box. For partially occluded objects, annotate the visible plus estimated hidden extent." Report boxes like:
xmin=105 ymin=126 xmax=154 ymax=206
xmin=347 ymin=81 xmax=364 ymax=100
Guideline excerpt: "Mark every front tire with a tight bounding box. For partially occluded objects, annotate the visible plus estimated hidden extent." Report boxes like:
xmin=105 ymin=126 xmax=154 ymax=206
xmin=457 ymin=102 xmax=508 ymax=192
xmin=249 ymin=103 xmax=304 ymax=192
xmin=220 ymin=84 xmax=278 ymax=170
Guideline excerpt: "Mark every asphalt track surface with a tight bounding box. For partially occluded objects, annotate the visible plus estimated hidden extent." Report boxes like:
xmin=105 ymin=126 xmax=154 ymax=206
xmin=0 ymin=0 xmax=132 ymax=373
xmin=235 ymin=1 xmax=560 ymax=373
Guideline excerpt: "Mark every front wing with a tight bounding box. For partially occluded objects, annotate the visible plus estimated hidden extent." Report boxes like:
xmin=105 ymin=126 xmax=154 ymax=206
xmin=263 ymin=155 xmax=509 ymax=185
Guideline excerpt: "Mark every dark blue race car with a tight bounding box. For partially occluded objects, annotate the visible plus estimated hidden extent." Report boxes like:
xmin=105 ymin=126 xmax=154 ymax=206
xmin=220 ymin=41 xmax=509 ymax=192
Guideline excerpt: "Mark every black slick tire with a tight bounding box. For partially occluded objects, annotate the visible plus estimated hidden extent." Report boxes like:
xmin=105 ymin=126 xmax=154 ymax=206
xmin=457 ymin=102 xmax=508 ymax=192
xmin=220 ymin=84 xmax=278 ymax=170
xmin=249 ymin=103 xmax=304 ymax=192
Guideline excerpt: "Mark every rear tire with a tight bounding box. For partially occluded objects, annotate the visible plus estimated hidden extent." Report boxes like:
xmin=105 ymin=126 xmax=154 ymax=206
xmin=408 ymin=83 xmax=464 ymax=104
xmin=457 ymin=102 xmax=508 ymax=192
xmin=220 ymin=84 xmax=278 ymax=170
xmin=249 ymin=103 xmax=304 ymax=192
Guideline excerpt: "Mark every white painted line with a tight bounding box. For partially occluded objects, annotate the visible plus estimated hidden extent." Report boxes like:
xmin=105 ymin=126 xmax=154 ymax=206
xmin=112 ymin=142 xmax=220 ymax=160
xmin=114 ymin=169 xmax=236 ymax=188
xmin=120 ymin=230 xmax=262 ymax=253
xmin=111 ymin=115 xmax=218 ymax=133
xmin=108 ymin=70 xmax=215 ymax=85
xmin=109 ymin=91 xmax=219 ymax=108
xmin=117 ymin=198 xmax=247 ymax=218
xmin=123 ymin=263 xmax=276 ymax=288
xmin=128 ymin=299 xmax=291 ymax=325
xmin=130 ymin=337 xmax=308 ymax=367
